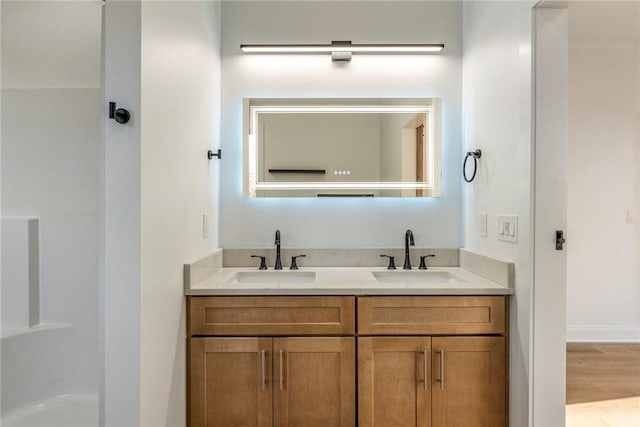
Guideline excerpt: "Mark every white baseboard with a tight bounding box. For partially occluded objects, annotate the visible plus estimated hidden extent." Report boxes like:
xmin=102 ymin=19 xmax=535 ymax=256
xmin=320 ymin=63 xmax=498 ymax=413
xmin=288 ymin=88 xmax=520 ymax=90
xmin=567 ymin=326 xmax=640 ymax=343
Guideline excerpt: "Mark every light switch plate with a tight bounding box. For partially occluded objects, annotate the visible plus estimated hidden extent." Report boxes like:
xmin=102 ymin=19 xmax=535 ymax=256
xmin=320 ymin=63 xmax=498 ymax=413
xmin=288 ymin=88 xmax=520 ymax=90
xmin=479 ymin=212 xmax=487 ymax=237
xmin=202 ymin=213 xmax=209 ymax=239
xmin=498 ymin=215 xmax=518 ymax=243
xmin=628 ymin=209 xmax=638 ymax=224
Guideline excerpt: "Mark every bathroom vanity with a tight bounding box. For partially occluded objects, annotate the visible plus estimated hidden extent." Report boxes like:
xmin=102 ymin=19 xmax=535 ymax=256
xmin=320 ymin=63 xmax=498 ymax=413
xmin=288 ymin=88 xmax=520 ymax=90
xmin=185 ymin=253 xmax=512 ymax=427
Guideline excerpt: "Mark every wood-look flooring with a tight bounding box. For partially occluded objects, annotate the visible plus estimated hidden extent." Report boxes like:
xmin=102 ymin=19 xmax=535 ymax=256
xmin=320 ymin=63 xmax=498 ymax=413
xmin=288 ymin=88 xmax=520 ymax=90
xmin=566 ymin=343 xmax=640 ymax=427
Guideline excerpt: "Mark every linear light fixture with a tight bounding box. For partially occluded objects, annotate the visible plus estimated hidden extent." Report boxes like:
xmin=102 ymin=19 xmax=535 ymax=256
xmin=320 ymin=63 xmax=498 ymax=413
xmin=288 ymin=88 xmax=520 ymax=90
xmin=240 ymin=40 xmax=445 ymax=62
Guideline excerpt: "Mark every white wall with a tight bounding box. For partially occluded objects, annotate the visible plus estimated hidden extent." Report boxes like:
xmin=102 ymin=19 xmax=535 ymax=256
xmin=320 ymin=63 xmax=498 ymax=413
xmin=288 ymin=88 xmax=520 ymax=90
xmin=102 ymin=2 xmax=142 ymax=426
xmin=461 ymin=2 xmax=535 ymax=426
xmin=140 ymin=2 xmax=221 ymax=426
xmin=102 ymin=2 xmax=222 ymax=426
xmin=567 ymin=1 xmax=640 ymax=342
xmin=220 ymin=1 xmax=462 ymax=248
xmin=1 ymin=0 xmax=102 ymax=400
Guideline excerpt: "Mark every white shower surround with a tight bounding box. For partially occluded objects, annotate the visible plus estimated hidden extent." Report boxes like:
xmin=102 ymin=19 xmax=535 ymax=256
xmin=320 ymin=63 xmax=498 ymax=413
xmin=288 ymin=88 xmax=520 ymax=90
xmin=1 ymin=1 xmax=102 ymax=425
xmin=1 ymin=326 xmax=98 ymax=426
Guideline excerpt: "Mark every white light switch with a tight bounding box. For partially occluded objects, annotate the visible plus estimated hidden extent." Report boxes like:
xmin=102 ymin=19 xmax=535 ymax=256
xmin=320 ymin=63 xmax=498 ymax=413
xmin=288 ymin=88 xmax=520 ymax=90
xmin=202 ymin=213 xmax=209 ymax=239
xmin=498 ymin=215 xmax=518 ymax=243
xmin=628 ymin=209 xmax=638 ymax=224
xmin=479 ymin=212 xmax=487 ymax=237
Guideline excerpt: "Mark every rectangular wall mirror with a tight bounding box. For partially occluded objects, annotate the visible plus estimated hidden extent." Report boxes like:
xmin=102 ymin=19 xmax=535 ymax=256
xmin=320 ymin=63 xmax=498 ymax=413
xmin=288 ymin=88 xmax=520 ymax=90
xmin=244 ymin=98 xmax=442 ymax=197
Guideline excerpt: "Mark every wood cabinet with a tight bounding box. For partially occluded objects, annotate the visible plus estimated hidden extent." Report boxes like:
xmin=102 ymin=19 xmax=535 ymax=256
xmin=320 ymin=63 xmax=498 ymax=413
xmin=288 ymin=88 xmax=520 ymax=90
xmin=189 ymin=335 xmax=355 ymax=426
xmin=357 ymin=297 xmax=508 ymax=427
xmin=188 ymin=295 xmax=508 ymax=427
xmin=431 ymin=337 xmax=506 ymax=427
xmin=358 ymin=337 xmax=432 ymax=427
xmin=189 ymin=337 xmax=272 ymax=427
xmin=189 ymin=296 xmax=355 ymax=336
xmin=358 ymin=336 xmax=506 ymax=427
xmin=188 ymin=297 xmax=356 ymax=426
xmin=273 ymin=337 xmax=355 ymax=427
xmin=357 ymin=296 xmax=506 ymax=335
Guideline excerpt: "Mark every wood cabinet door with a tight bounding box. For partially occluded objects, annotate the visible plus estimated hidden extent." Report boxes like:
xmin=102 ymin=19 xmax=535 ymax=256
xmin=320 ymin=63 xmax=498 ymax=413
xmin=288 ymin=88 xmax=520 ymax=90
xmin=357 ymin=296 xmax=506 ymax=336
xmin=189 ymin=296 xmax=355 ymax=336
xmin=273 ymin=337 xmax=355 ymax=427
xmin=431 ymin=337 xmax=506 ymax=427
xmin=189 ymin=337 xmax=273 ymax=427
xmin=358 ymin=337 xmax=432 ymax=427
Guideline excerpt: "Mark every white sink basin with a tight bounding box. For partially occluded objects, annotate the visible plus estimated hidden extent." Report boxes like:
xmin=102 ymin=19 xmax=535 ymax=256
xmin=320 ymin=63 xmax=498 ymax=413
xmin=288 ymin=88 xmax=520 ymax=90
xmin=372 ymin=270 xmax=466 ymax=284
xmin=225 ymin=271 xmax=316 ymax=284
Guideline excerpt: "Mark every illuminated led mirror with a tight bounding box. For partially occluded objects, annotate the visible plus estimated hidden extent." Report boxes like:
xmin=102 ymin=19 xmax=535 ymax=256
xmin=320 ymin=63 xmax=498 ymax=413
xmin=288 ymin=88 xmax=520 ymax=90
xmin=244 ymin=98 xmax=442 ymax=198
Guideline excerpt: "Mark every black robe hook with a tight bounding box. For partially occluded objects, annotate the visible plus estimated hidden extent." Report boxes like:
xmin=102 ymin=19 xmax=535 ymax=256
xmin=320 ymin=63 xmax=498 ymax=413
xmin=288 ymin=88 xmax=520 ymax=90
xmin=109 ymin=102 xmax=130 ymax=124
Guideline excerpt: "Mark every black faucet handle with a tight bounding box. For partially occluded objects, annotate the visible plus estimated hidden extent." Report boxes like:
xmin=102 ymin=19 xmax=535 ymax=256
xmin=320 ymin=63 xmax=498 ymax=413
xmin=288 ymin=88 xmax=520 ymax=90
xmin=418 ymin=254 xmax=436 ymax=270
xmin=380 ymin=255 xmax=397 ymax=270
xmin=251 ymin=255 xmax=268 ymax=270
xmin=290 ymin=254 xmax=306 ymax=270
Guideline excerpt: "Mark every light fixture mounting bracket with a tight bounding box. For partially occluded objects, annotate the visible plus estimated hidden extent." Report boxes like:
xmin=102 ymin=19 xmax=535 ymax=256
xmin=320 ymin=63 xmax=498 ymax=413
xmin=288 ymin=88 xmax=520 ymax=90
xmin=331 ymin=40 xmax=353 ymax=62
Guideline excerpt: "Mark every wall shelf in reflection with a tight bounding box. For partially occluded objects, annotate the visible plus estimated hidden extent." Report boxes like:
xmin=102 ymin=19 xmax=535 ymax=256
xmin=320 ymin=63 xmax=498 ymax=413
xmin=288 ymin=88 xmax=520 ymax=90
xmin=268 ymin=169 xmax=326 ymax=174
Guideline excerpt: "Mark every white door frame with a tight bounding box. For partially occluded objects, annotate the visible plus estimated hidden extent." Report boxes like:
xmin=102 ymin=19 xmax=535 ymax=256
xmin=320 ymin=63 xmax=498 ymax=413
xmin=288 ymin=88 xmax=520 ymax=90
xmin=532 ymin=4 xmax=569 ymax=427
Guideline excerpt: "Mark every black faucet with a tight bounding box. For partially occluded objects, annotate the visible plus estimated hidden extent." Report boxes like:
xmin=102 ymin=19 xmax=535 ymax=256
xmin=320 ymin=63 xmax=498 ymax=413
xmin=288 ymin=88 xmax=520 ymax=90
xmin=274 ymin=229 xmax=283 ymax=270
xmin=403 ymin=229 xmax=415 ymax=270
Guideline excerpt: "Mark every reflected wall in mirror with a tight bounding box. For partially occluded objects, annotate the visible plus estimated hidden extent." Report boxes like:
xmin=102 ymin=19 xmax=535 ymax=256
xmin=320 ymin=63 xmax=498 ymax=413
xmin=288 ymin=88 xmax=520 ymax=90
xmin=244 ymin=98 xmax=442 ymax=197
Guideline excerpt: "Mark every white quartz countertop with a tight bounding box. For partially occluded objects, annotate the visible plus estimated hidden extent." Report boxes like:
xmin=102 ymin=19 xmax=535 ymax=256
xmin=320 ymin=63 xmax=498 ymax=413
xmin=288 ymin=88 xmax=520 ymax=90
xmin=185 ymin=266 xmax=514 ymax=296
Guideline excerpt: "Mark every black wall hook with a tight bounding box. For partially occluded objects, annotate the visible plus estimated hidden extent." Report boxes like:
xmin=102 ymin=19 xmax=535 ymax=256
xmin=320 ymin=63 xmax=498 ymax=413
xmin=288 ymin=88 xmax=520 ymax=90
xmin=109 ymin=102 xmax=130 ymax=124
xmin=207 ymin=149 xmax=222 ymax=160
xmin=555 ymin=230 xmax=566 ymax=250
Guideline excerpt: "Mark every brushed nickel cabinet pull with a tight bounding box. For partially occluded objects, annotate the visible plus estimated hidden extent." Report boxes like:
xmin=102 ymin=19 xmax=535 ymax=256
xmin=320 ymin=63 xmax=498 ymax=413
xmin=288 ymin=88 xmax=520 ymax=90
xmin=439 ymin=349 xmax=445 ymax=390
xmin=261 ymin=350 xmax=266 ymax=391
xmin=279 ymin=350 xmax=284 ymax=391
xmin=422 ymin=348 xmax=428 ymax=390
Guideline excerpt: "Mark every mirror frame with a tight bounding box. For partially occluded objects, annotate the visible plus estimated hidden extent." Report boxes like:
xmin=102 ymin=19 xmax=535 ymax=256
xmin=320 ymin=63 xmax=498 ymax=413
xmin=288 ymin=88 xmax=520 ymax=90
xmin=243 ymin=98 xmax=442 ymax=198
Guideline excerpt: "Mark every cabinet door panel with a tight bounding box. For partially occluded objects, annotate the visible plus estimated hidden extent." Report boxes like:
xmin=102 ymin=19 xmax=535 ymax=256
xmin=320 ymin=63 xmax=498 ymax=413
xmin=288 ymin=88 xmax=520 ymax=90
xmin=189 ymin=296 xmax=355 ymax=336
xmin=358 ymin=337 xmax=431 ymax=427
xmin=189 ymin=337 xmax=272 ymax=427
xmin=431 ymin=337 xmax=506 ymax=427
xmin=273 ymin=337 xmax=355 ymax=427
xmin=358 ymin=296 xmax=506 ymax=335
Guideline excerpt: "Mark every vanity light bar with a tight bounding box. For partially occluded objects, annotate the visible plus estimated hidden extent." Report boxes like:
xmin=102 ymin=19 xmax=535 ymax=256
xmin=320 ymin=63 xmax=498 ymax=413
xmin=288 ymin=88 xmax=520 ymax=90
xmin=241 ymin=41 xmax=444 ymax=61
